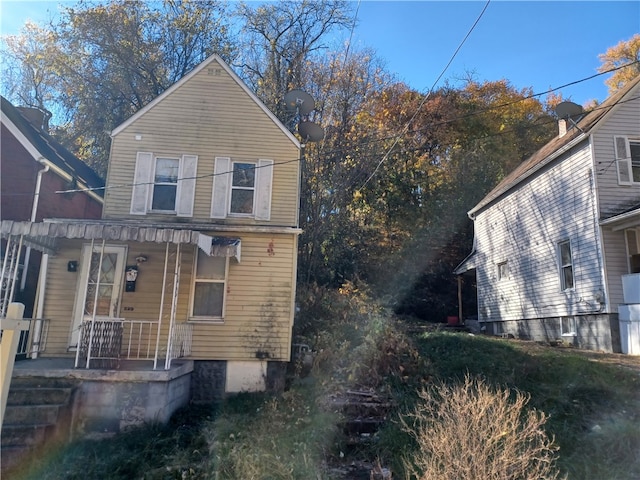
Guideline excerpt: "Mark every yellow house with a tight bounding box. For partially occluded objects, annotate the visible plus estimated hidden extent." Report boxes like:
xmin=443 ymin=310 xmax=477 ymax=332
xmin=1 ymin=55 xmax=302 ymax=439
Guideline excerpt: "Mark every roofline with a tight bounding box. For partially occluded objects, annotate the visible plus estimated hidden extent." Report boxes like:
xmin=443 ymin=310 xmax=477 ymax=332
xmin=110 ymin=54 xmax=301 ymax=148
xmin=600 ymin=207 xmax=640 ymax=231
xmin=468 ymin=133 xmax=587 ymax=218
xmin=468 ymin=75 xmax=640 ymax=219
xmin=2 ymin=113 xmax=104 ymax=204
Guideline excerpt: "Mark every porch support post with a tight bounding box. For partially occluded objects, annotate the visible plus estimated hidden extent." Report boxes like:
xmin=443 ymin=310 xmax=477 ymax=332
xmin=31 ymin=253 xmax=49 ymax=359
xmin=458 ymin=276 xmax=463 ymax=325
xmin=153 ymin=242 xmax=170 ymax=370
xmin=164 ymin=243 xmax=182 ymax=370
xmin=0 ymin=303 xmax=27 ymax=426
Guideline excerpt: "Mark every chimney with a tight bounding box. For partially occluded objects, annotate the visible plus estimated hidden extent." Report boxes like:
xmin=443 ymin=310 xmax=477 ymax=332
xmin=558 ymin=118 xmax=568 ymax=137
xmin=17 ymin=107 xmax=50 ymax=132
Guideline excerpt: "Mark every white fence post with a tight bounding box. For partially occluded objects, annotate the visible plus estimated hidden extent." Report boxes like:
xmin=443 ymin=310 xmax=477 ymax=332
xmin=1 ymin=302 xmax=28 ymax=426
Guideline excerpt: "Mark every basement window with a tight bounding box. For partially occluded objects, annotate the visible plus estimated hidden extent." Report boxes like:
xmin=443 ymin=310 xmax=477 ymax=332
xmin=561 ymin=317 xmax=576 ymax=337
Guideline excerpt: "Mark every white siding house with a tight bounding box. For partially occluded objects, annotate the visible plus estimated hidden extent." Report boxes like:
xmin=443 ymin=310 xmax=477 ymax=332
xmin=455 ymin=75 xmax=640 ymax=352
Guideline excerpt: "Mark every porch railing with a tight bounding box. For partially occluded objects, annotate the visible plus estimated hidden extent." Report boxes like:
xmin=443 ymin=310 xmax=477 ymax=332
xmin=76 ymin=317 xmax=193 ymax=369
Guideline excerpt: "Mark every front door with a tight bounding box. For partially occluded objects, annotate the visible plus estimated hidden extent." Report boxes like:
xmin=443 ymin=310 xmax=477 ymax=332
xmin=70 ymin=244 xmax=126 ymax=348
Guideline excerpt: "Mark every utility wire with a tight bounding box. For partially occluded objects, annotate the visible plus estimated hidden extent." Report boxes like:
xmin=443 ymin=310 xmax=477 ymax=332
xmin=359 ymin=0 xmax=491 ymax=189
xmin=5 ymin=65 xmax=637 ymax=199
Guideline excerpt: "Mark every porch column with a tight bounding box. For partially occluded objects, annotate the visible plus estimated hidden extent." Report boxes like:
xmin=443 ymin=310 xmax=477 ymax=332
xmin=0 ymin=303 xmax=27 ymax=425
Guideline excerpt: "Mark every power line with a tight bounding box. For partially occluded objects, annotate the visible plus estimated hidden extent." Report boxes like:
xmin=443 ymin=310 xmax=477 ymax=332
xmin=359 ymin=0 xmax=492 ymax=190
xmin=5 ymin=67 xmax=638 ymax=200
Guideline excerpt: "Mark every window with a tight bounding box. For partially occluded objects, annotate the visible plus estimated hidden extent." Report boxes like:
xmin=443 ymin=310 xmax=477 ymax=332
xmin=561 ymin=317 xmax=576 ymax=336
xmin=615 ymin=136 xmax=640 ymax=185
xmin=497 ymin=261 xmax=508 ymax=281
xmin=130 ymin=152 xmax=197 ymax=216
xmin=632 ymin=141 xmax=640 ymax=182
xmin=151 ymin=157 xmax=179 ymax=211
xmin=211 ymin=157 xmax=274 ymax=220
xmin=191 ymin=252 xmax=227 ymax=319
xmin=230 ymin=162 xmax=256 ymax=214
xmin=558 ymin=240 xmax=574 ymax=290
xmin=625 ymin=229 xmax=640 ymax=273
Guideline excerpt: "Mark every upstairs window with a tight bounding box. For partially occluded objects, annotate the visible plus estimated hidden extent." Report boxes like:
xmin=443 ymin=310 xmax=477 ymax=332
xmin=130 ymin=152 xmax=197 ymax=217
xmin=230 ymin=162 xmax=256 ymax=215
xmin=211 ymin=157 xmax=274 ymax=220
xmin=615 ymin=136 xmax=640 ymax=185
xmin=151 ymin=157 xmax=179 ymax=211
xmin=558 ymin=240 xmax=574 ymax=291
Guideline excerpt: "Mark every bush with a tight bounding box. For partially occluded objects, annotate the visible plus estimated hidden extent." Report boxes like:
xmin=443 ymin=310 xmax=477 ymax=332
xmin=401 ymin=375 xmax=563 ymax=480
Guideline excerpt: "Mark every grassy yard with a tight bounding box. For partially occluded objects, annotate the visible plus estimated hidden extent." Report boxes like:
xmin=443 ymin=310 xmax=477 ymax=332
xmin=9 ymin=298 xmax=640 ymax=479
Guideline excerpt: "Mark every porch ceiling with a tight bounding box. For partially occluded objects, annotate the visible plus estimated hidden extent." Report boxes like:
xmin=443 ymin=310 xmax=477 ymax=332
xmin=1 ymin=220 xmax=240 ymax=259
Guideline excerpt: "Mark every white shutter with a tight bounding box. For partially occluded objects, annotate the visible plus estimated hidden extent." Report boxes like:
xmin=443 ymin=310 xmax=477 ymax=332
xmin=211 ymin=157 xmax=231 ymax=218
xmin=176 ymin=154 xmax=198 ymax=217
xmin=130 ymin=152 xmax=153 ymax=214
xmin=255 ymin=159 xmax=274 ymax=221
xmin=615 ymin=136 xmax=632 ymax=185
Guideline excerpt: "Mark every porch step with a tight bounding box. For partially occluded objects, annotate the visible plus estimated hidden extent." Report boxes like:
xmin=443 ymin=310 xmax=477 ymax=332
xmin=1 ymin=377 xmax=76 ymax=477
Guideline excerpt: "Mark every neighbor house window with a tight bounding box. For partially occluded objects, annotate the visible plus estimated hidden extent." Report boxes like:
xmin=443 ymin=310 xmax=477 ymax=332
xmin=558 ymin=240 xmax=574 ymax=290
xmin=230 ymin=162 xmax=256 ymax=215
xmin=625 ymin=229 xmax=640 ymax=273
xmin=614 ymin=136 xmax=640 ymax=184
xmin=497 ymin=261 xmax=508 ymax=281
xmin=561 ymin=317 xmax=576 ymax=336
xmin=151 ymin=157 xmax=179 ymax=211
xmin=191 ymin=252 xmax=227 ymax=319
xmin=631 ymin=140 xmax=640 ymax=182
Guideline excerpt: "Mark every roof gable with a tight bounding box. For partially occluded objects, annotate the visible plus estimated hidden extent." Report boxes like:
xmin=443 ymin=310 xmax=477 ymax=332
xmin=110 ymin=54 xmax=300 ymax=148
xmin=1 ymin=96 xmax=105 ymax=194
xmin=469 ymin=75 xmax=640 ymax=216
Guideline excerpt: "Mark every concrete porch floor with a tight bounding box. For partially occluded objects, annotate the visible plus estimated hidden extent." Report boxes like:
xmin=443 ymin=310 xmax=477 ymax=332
xmin=12 ymin=357 xmax=194 ymax=382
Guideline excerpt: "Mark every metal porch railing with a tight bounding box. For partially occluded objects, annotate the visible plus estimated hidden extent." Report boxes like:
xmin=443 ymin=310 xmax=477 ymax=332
xmin=75 ymin=317 xmax=193 ymax=369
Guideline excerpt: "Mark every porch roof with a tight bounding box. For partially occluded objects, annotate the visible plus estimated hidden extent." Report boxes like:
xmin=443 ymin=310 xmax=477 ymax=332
xmin=0 ymin=219 xmax=241 ymax=260
xmin=600 ymin=204 xmax=640 ymax=232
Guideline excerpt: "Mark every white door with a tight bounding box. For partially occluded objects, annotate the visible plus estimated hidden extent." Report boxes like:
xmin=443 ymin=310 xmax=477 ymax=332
xmin=70 ymin=244 xmax=126 ymax=348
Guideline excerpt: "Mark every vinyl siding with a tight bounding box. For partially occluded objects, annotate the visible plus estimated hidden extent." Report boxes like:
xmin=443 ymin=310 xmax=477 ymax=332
xmin=39 ymin=233 xmax=296 ymax=362
xmin=474 ymin=141 xmax=605 ymax=322
xmin=102 ymin=57 xmax=299 ymax=226
xmin=591 ymin=94 xmax=640 ymax=307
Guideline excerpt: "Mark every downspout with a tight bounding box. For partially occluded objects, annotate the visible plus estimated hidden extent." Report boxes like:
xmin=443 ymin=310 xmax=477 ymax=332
xmin=20 ymin=162 xmax=49 ymax=292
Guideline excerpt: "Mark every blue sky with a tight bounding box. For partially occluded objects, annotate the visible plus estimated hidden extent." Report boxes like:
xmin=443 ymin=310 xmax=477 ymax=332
xmin=1 ymin=1 xmax=639 ymax=106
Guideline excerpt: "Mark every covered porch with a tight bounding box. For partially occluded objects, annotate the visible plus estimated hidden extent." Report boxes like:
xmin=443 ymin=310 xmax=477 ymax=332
xmin=1 ymin=219 xmax=241 ymax=370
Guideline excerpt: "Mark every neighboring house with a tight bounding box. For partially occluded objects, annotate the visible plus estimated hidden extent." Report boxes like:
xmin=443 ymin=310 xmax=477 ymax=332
xmin=455 ymin=74 xmax=640 ymax=353
xmin=1 ymin=96 xmax=104 ymax=318
xmin=1 ymin=54 xmax=301 ymax=439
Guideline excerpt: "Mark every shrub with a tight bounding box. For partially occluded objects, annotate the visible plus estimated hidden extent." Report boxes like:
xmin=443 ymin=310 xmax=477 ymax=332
xmin=401 ymin=375 xmax=562 ymax=480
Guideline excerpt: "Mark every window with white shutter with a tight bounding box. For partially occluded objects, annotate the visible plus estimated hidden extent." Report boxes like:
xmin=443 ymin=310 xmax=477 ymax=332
xmin=130 ymin=152 xmax=197 ymax=216
xmin=615 ymin=136 xmax=640 ymax=185
xmin=210 ymin=157 xmax=273 ymax=220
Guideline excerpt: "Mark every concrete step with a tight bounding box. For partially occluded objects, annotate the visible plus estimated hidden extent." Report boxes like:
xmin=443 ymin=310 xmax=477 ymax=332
xmin=0 ymin=423 xmax=54 ymax=447
xmin=7 ymin=387 xmax=73 ymax=406
xmin=3 ymin=404 xmax=61 ymax=425
xmin=1 ymin=445 xmax=33 ymax=472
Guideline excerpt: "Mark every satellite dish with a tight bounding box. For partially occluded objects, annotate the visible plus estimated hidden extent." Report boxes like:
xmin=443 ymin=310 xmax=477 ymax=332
xmin=555 ymin=101 xmax=583 ymax=119
xmin=284 ymin=89 xmax=315 ymax=116
xmin=298 ymin=121 xmax=324 ymax=142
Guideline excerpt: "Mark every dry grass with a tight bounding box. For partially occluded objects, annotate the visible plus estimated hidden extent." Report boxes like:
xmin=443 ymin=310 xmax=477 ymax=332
xmin=401 ymin=375 xmax=563 ymax=480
